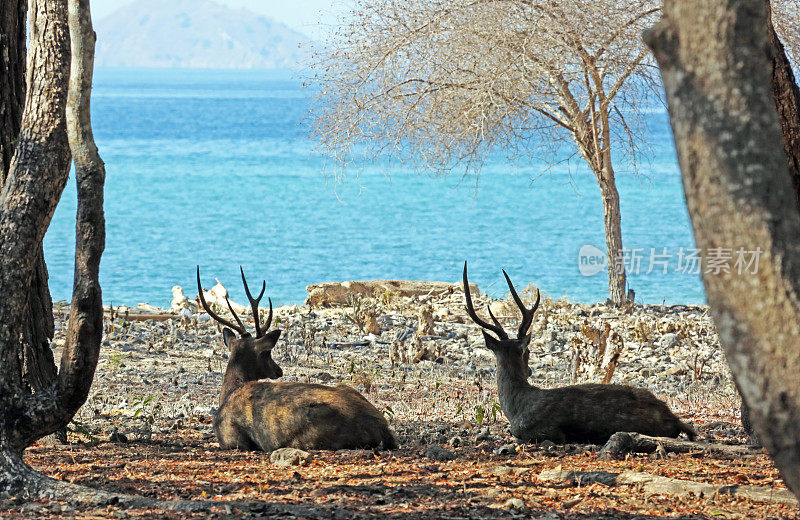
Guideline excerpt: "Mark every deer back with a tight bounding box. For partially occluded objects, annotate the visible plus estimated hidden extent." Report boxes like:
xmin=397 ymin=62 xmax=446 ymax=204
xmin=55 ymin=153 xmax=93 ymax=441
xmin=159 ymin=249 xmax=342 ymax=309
xmin=214 ymin=381 xmax=397 ymax=451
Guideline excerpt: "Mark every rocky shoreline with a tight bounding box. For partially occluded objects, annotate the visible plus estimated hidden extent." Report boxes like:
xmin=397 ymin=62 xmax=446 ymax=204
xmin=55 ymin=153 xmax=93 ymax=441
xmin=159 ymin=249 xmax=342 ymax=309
xmin=50 ymin=280 xmax=738 ymax=447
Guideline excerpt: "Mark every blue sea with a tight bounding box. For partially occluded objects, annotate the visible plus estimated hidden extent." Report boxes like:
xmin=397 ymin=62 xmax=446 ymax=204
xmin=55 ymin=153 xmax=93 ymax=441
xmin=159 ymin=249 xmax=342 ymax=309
xmin=43 ymin=68 xmax=704 ymax=308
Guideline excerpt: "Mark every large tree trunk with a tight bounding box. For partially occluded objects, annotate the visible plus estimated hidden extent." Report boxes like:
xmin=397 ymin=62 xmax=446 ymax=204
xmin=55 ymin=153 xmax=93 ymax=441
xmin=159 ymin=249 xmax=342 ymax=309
xmin=738 ymin=0 xmax=800 ymax=447
xmin=1 ymin=0 xmax=105 ymax=498
xmin=645 ymin=0 xmax=800 ymax=499
xmin=1 ymin=0 xmax=63 ymax=445
xmin=597 ymin=164 xmax=628 ymax=306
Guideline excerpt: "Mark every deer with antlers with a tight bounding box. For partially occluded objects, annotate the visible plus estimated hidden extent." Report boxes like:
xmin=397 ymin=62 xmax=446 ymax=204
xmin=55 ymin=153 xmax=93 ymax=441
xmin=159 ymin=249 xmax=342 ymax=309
xmin=197 ymin=267 xmax=397 ymax=451
xmin=462 ymin=263 xmax=695 ymax=444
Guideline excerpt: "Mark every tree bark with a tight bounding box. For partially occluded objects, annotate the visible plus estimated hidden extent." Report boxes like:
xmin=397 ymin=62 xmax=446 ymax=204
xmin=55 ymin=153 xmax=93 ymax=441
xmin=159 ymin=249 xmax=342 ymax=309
xmin=645 ymin=0 xmax=800 ymax=499
xmin=597 ymin=164 xmax=628 ymax=305
xmin=0 ymin=0 xmax=105 ymax=495
xmin=766 ymin=0 xmax=800 ymax=209
xmin=1 ymin=0 xmax=61 ymax=420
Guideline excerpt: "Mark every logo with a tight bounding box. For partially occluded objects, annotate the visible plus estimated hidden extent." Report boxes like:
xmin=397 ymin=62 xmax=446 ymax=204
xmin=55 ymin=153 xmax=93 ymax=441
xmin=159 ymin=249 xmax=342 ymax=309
xmin=578 ymin=244 xmax=606 ymax=276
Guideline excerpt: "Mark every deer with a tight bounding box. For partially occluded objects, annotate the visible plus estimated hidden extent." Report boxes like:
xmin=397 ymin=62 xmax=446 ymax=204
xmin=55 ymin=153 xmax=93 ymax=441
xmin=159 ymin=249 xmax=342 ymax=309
xmin=197 ymin=267 xmax=397 ymax=451
xmin=462 ymin=262 xmax=696 ymax=444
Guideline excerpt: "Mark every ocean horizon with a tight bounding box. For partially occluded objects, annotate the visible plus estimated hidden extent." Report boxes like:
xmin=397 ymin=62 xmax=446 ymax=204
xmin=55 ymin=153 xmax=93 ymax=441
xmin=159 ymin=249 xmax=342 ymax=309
xmin=43 ymin=68 xmax=705 ymax=309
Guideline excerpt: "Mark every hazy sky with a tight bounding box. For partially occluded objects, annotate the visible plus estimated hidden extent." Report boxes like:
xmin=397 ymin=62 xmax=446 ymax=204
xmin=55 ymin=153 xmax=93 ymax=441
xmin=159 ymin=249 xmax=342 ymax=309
xmin=90 ymin=0 xmax=348 ymax=39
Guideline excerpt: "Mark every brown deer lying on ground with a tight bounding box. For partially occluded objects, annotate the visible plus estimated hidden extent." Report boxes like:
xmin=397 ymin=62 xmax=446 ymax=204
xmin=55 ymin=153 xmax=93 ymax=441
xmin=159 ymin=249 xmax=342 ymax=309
xmin=197 ymin=267 xmax=397 ymax=451
xmin=462 ymin=263 xmax=696 ymax=444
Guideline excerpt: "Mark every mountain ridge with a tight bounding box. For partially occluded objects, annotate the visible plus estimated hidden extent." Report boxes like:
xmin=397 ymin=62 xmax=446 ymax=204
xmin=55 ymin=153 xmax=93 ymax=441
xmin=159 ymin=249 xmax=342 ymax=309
xmin=95 ymin=0 xmax=311 ymax=69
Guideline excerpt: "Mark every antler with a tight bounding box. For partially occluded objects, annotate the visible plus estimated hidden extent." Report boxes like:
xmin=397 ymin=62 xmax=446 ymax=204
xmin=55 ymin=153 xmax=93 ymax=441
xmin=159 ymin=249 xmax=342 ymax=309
xmin=502 ymin=269 xmax=539 ymax=338
xmin=240 ymin=266 xmax=273 ymax=338
xmin=463 ymin=262 xmax=509 ymax=340
xmin=196 ymin=266 xmax=249 ymax=336
xmin=463 ymin=262 xmax=540 ymax=340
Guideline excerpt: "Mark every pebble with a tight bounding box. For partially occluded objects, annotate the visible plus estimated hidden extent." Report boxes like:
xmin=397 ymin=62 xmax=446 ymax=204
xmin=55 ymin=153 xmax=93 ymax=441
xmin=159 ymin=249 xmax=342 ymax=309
xmin=501 ymin=498 xmax=528 ymax=513
xmin=493 ymin=443 xmax=517 ymax=455
xmin=270 ymin=447 xmax=312 ymax=467
xmin=109 ymin=428 xmax=128 ymax=443
xmin=425 ymin=445 xmax=456 ymax=461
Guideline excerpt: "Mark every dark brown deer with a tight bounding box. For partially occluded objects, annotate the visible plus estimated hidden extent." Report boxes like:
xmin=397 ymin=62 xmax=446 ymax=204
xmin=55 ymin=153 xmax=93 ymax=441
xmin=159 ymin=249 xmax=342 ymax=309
xmin=197 ymin=267 xmax=397 ymax=451
xmin=462 ymin=263 xmax=695 ymax=444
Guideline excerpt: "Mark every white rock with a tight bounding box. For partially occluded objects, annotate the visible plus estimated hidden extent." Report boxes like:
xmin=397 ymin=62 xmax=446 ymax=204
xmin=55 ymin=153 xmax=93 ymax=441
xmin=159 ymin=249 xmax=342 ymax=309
xmin=270 ymin=447 xmax=311 ymax=467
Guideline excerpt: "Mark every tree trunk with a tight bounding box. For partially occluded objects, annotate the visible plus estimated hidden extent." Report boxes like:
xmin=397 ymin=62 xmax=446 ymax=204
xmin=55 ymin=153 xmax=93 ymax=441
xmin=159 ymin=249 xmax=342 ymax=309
xmin=645 ymin=0 xmax=800 ymax=499
xmin=597 ymin=164 xmax=628 ymax=306
xmin=766 ymin=0 xmax=800 ymax=208
xmin=1 ymin=0 xmax=64 ymax=446
xmin=737 ymin=0 xmax=800 ymax=447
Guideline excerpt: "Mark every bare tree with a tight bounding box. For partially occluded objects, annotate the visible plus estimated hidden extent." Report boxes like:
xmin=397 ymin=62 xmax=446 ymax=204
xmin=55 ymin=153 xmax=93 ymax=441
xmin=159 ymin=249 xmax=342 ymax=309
xmin=646 ymin=0 xmax=800 ymax=499
xmin=308 ymin=0 xmax=661 ymax=305
xmin=0 ymin=0 xmax=106 ymax=497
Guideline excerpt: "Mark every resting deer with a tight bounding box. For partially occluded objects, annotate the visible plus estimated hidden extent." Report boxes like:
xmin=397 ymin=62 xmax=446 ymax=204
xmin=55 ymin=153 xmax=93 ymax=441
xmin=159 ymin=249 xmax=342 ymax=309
xmin=197 ymin=267 xmax=397 ymax=451
xmin=462 ymin=263 xmax=695 ymax=444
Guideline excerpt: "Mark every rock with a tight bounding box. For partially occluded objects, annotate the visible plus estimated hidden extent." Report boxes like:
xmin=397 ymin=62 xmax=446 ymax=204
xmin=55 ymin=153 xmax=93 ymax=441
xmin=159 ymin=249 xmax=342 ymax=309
xmin=490 ymin=465 xmax=529 ymax=476
xmin=365 ymin=315 xmax=381 ymax=335
xmin=193 ymin=405 xmax=215 ymax=417
xmin=305 ymin=280 xmax=478 ymax=307
xmin=171 ymin=286 xmax=198 ymax=313
xmin=501 ymin=497 xmax=528 ymax=513
xmin=417 ymin=305 xmax=435 ymax=336
xmin=197 ymin=313 xmax=211 ymax=323
xmin=395 ymin=326 xmax=414 ymax=344
xmin=666 ymin=365 xmax=686 ymax=376
xmin=493 ymin=443 xmax=517 ymax=455
xmin=476 ymin=428 xmax=492 ymax=442
xmin=315 ymin=372 xmax=334 ymax=382
xmin=489 ymin=301 xmax=506 ymax=317
xmin=425 ymin=445 xmax=456 ymax=461
xmin=659 ymin=333 xmax=680 ymax=349
xmin=270 ymin=447 xmax=312 ymax=467
xmin=449 ymin=436 xmax=463 ymax=447
xmin=538 ymin=440 xmax=556 ymax=450
xmin=109 ymin=429 xmax=128 ymax=443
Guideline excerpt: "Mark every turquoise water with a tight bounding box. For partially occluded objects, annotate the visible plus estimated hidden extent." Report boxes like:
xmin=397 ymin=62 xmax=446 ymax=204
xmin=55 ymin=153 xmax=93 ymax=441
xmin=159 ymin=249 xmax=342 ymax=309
xmin=43 ymin=68 xmax=703 ymax=308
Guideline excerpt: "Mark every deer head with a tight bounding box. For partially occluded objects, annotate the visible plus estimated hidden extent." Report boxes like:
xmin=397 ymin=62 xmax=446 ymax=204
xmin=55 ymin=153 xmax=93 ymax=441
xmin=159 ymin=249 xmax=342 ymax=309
xmin=462 ymin=262 xmax=539 ymax=377
xmin=197 ymin=267 xmax=282 ymax=383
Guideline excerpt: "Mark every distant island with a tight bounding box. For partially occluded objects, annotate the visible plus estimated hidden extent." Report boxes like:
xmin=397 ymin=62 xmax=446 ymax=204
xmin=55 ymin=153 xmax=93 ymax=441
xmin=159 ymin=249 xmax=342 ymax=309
xmin=94 ymin=0 xmax=311 ymax=69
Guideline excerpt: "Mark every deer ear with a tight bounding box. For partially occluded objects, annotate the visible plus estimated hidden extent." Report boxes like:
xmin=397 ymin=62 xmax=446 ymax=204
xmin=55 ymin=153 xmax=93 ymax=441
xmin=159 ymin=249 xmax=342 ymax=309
xmin=222 ymin=328 xmax=237 ymax=348
xmin=254 ymin=329 xmax=281 ymax=354
xmin=481 ymin=330 xmax=500 ymax=350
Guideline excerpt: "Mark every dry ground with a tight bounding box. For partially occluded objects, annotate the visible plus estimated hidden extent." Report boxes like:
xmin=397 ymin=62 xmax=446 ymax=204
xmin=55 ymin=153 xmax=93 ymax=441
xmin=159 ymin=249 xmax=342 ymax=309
xmin=1 ymin=297 xmax=796 ymax=519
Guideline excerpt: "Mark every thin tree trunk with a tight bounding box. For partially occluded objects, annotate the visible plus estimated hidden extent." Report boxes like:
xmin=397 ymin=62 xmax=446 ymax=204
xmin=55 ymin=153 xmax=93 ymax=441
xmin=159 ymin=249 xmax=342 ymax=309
xmin=646 ymin=0 xmax=800 ymax=498
xmin=597 ymin=164 xmax=628 ymax=305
